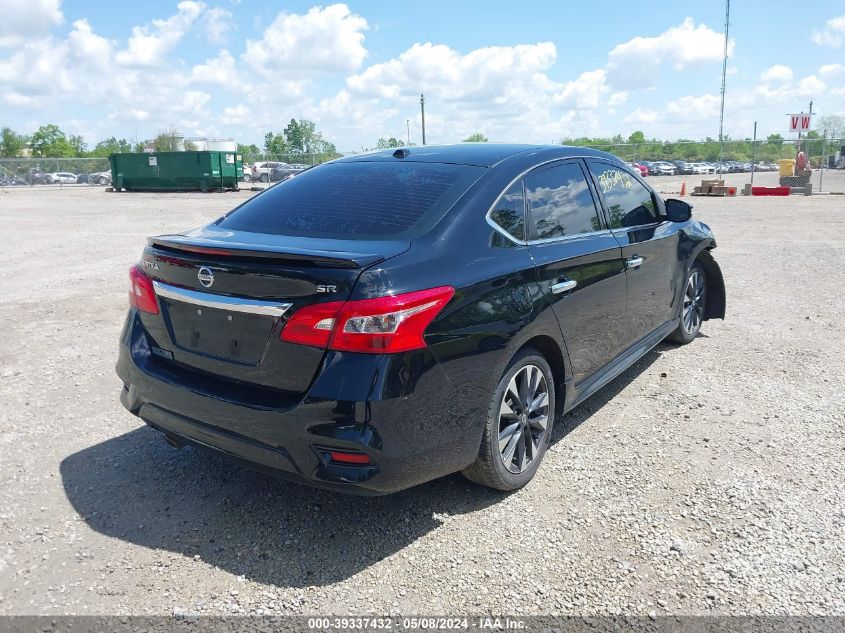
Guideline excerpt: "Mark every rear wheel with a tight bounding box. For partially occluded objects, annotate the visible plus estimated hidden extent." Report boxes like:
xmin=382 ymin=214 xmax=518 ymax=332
xmin=260 ymin=173 xmax=269 ymax=183
xmin=462 ymin=349 xmax=555 ymax=491
xmin=668 ymin=263 xmax=706 ymax=344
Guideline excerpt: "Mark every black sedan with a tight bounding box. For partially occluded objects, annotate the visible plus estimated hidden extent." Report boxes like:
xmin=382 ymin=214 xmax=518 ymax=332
xmin=117 ymin=144 xmax=725 ymax=494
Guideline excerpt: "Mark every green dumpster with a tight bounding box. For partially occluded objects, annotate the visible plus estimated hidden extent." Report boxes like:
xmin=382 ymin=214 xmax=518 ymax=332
xmin=109 ymin=151 xmax=241 ymax=192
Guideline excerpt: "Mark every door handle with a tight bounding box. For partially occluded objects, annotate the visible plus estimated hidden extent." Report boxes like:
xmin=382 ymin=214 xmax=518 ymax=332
xmin=550 ymin=278 xmax=577 ymax=294
xmin=625 ymin=256 xmax=644 ymax=269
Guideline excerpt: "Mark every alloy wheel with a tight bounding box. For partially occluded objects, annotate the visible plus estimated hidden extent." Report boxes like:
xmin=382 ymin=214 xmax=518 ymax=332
xmin=497 ymin=364 xmax=550 ymax=474
xmin=682 ymin=270 xmax=706 ymax=335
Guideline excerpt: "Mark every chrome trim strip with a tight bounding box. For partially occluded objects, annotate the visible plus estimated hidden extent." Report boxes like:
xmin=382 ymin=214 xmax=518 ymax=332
xmin=529 ymin=229 xmax=614 ymax=245
xmin=153 ymin=281 xmax=293 ymax=318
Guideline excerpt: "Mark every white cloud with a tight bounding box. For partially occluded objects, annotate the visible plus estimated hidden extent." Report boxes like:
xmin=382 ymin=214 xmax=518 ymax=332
xmin=177 ymin=90 xmax=211 ymax=114
xmin=606 ymin=18 xmax=731 ymax=90
xmin=811 ymin=14 xmax=845 ymax=48
xmin=607 ymin=92 xmax=628 ymax=107
xmin=624 ymin=108 xmax=659 ymax=125
xmin=191 ymin=49 xmax=239 ymax=86
xmin=116 ymin=1 xmax=206 ymax=66
xmin=797 ymin=75 xmax=826 ymax=96
xmin=760 ymin=64 xmax=793 ymax=83
xmin=347 ymin=42 xmax=556 ymax=102
xmin=204 ymin=7 xmax=233 ymax=44
xmin=221 ymin=104 xmax=248 ymax=124
xmin=819 ymin=63 xmax=844 ymax=76
xmin=551 ymin=69 xmax=610 ymax=110
xmin=243 ymin=4 xmax=367 ymax=74
xmin=664 ymin=94 xmax=721 ymax=122
xmin=0 ymin=0 xmax=62 ymax=47
xmin=65 ymin=21 xmax=112 ymax=75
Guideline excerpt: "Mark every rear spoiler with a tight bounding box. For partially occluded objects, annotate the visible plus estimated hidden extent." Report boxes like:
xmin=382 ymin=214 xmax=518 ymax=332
xmin=147 ymin=236 xmax=390 ymax=269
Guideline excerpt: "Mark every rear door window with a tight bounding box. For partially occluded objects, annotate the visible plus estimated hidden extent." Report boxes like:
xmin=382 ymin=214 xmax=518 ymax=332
xmin=218 ymin=161 xmax=485 ymax=239
xmin=489 ymin=181 xmax=525 ymax=242
xmin=586 ymin=161 xmax=658 ymax=228
xmin=525 ymin=162 xmax=602 ymax=241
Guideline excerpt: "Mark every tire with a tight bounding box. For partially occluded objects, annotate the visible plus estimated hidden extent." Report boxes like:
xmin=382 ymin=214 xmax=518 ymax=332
xmin=462 ymin=348 xmax=555 ymax=491
xmin=668 ymin=262 xmax=707 ymax=344
xmin=260 ymin=173 xmax=269 ymax=183
xmin=243 ymin=174 xmax=251 ymax=183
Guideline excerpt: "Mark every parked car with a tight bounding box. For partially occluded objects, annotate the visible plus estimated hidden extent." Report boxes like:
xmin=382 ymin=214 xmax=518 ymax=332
xmin=44 ymin=172 xmax=77 ymax=184
xmin=117 ymin=144 xmax=725 ymax=494
xmin=672 ymin=161 xmax=694 ymax=175
xmin=689 ymin=163 xmax=716 ymax=175
xmin=251 ymin=161 xmax=289 ymax=183
xmin=27 ymin=169 xmax=49 ymax=185
xmin=630 ymin=162 xmax=649 ymax=177
xmin=89 ymin=170 xmax=112 ymax=185
xmin=242 ymin=165 xmax=252 ymax=182
xmin=269 ymin=164 xmax=302 ymax=182
xmin=648 ymin=161 xmax=677 ymax=176
xmin=0 ymin=175 xmax=28 ymax=186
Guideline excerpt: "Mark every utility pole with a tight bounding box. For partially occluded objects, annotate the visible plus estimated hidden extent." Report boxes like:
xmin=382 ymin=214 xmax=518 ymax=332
xmin=420 ymin=93 xmax=426 ymax=146
xmin=806 ymin=100 xmax=813 ymax=155
xmin=751 ymin=121 xmax=757 ymax=185
xmin=717 ymin=0 xmax=730 ymax=177
xmin=820 ymin=128 xmax=826 ymax=192
xmin=406 ymin=119 xmax=410 ymax=146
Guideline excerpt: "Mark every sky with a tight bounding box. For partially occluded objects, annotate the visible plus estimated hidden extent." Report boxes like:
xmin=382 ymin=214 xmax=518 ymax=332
xmin=1 ymin=0 xmax=844 ymax=151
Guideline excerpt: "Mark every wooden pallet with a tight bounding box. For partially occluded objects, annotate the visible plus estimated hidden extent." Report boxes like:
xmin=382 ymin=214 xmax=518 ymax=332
xmin=691 ymin=184 xmax=737 ymax=197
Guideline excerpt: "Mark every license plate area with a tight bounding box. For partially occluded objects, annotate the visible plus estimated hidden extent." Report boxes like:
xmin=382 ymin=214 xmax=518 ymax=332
xmin=162 ymin=299 xmax=275 ymax=365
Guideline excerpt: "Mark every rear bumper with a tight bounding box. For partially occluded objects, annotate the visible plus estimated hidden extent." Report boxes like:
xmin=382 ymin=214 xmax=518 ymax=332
xmin=116 ymin=311 xmax=482 ymax=495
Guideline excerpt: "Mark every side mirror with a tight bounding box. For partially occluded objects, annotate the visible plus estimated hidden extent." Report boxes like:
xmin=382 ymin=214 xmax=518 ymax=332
xmin=665 ymin=198 xmax=692 ymax=222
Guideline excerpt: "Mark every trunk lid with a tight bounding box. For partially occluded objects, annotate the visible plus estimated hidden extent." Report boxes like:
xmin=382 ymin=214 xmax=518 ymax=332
xmin=137 ymin=227 xmax=410 ymax=397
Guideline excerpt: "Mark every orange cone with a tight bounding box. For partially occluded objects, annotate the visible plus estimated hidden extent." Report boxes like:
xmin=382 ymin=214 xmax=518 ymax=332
xmin=679 ymin=180 xmax=687 ymax=197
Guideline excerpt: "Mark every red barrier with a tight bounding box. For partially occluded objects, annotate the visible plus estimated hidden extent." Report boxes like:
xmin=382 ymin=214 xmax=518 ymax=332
xmin=751 ymin=186 xmax=790 ymax=196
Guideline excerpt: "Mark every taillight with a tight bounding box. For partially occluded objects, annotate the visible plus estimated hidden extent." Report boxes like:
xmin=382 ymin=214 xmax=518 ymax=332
xmin=281 ymin=286 xmax=454 ymax=354
xmin=129 ymin=265 xmax=159 ymax=314
xmin=328 ymin=451 xmax=371 ymax=465
xmin=279 ymin=301 xmax=343 ymax=349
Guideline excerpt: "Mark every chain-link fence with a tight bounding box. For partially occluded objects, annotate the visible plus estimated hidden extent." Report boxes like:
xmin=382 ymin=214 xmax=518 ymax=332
xmin=561 ymin=138 xmax=845 ymax=173
xmin=3 ymin=140 xmax=843 ymax=189
xmin=0 ymin=157 xmax=113 ymax=186
xmin=0 ymin=153 xmax=347 ymax=188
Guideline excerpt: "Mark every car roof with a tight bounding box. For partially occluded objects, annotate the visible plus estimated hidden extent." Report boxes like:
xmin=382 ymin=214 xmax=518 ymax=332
xmin=334 ymin=143 xmax=623 ymax=168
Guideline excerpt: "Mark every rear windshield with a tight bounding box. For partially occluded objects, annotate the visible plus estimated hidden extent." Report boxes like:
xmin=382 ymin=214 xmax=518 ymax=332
xmin=218 ymin=161 xmax=485 ymax=239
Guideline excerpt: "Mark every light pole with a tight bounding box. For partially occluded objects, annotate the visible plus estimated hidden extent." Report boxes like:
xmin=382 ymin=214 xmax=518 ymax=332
xmin=750 ymin=121 xmax=757 ymax=185
xmin=406 ymin=119 xmax=410 ymax=146
xmin=717 ymin=0 xmax=730 ymax=177
xmin=420 ymin=93 xmax=426 ymax=146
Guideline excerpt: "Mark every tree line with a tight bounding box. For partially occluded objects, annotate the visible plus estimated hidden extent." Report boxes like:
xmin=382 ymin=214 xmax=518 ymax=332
xmin=4 ymin=119 xmax=842 ymax=163
xmin=0 ymin=119 xmax=342 ymax=164
xmin=563 ymin=118 xmax=844 ymax=163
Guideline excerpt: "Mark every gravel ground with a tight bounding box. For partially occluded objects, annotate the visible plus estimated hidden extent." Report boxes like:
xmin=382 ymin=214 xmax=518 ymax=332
xmin=0 ymin=183 xmax=843 ymax=616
